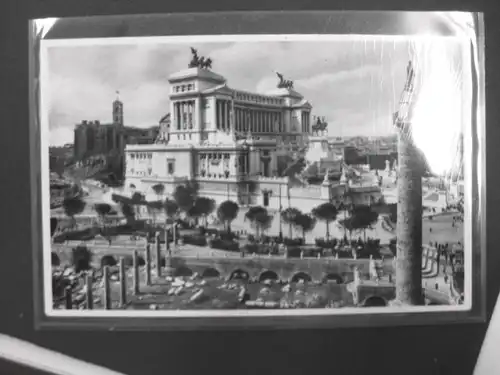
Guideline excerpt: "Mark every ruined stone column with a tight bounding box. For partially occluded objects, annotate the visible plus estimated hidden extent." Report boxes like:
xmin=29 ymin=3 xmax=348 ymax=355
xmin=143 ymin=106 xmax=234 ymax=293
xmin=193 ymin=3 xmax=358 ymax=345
xmin=64 ymin=286 xmax=72 ymax=310
xmin=155 ymin=233 xmax=162 ymax=277
xmin=85 ymin=273 xmax=93 ymax=310
xmin=133 ymin=250 xmax=140 ymax=295
xmin=145 ymin=243 xmax=152 ymax=285
xmin=103 ymin=266 xmax=111 ymax=310
xmin=119 ymin=257 xmax=127 ymax=307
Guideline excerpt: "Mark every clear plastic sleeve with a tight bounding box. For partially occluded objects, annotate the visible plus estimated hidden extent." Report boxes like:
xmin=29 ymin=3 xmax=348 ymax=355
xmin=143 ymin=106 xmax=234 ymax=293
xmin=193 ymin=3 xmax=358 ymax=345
xmin=29 ymin=11 xmax=486 ymax=330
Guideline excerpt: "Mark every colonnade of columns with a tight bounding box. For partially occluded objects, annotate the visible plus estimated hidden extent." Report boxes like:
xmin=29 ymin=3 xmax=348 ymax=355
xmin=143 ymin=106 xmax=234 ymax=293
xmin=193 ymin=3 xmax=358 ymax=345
xmin=233 ymin=107 xmax=282 ymax=133
xmin=174 ymin=100 xmax=195 ymax=130
xmin=216 ymin=100 xmax=232 ymax=131
xmin=301 ymin=112 xmax=311 ymax=133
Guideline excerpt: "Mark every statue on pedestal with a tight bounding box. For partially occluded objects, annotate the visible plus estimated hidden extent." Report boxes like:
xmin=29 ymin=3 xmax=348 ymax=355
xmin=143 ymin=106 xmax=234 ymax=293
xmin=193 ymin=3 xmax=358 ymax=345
xmin=276 ymin=72 xmax=294 ymax=89
xmin=323 ymin=168 xmax=331 ymax=184
xmin=188 ymin=47 xmax=213 ymax=69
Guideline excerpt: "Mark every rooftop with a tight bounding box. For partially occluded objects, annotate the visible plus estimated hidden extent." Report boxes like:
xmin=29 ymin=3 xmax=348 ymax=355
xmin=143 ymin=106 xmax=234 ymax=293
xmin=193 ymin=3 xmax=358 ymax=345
xmin=168 ymin=67 xmax=226 ymax=84
xmin=265 ymin=87 xmax=304 ymax=100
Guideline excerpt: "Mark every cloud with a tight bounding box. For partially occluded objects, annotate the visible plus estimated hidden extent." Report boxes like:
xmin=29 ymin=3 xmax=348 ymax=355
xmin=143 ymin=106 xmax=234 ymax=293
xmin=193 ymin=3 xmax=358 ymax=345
xmin=45 ymin=37 xmax=466 ymax=145
xmin=50 ymin=126 xmax=74 ymax=147
xmin=295 ymin=65 xmax=379 ymax=90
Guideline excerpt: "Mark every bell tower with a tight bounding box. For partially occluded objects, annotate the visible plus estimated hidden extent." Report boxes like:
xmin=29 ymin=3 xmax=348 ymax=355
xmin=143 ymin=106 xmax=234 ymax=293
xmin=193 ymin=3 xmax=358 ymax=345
xmin=113 ymin=91 xmax=124 ymax=126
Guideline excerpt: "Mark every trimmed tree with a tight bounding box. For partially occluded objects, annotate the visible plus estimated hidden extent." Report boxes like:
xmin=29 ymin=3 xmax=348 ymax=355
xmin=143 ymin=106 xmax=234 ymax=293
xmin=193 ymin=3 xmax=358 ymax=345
xmin=245 ymin=206 xmax=272 ymax=238
xmin=281 ymin=207 xmax=302 ymax=239
xmin=62 ymin=196 xmax=86 ymax=229
xmin=173 ymin=180 xmax=199 ymax=218
xmin=253 ymin=210 xmax=274 ymax=238
xmin=192 ymin=197 xmax=216 ymax=228
xmin=311 ymin=202 xmax=338 ymax=241
xmin=294 ymin=213 xmax=317 ymax=243
xmin=217 ymin=200 xmax=240 ymax=233
xmin=120 ymin=202 xmax=135 ymax=224
xmin=151 ymin=183 xmax=165 ymax=200
xmin=94 ymin=203 xmax=112 ymax=224
xmin=346 ymin=204 xmax=379 ymax=242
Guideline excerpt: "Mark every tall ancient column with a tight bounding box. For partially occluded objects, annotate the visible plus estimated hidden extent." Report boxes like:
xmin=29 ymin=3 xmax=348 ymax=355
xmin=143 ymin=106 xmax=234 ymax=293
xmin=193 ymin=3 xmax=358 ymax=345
xmin=395 ymin=59 xmax=424 ymax=305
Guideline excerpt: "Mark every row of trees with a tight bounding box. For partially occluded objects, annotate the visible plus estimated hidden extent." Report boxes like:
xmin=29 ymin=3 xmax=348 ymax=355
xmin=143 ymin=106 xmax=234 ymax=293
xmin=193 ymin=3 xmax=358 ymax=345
xmin=58 ymin=180 xmax=383 ymax=245
xmin=58 ymin=181 xmax=239 ymax=238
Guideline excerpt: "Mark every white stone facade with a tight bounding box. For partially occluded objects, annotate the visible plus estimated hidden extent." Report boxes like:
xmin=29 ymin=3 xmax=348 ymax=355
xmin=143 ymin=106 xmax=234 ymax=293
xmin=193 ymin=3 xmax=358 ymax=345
xmin=124 ymin=65 xmax=314 ymax=203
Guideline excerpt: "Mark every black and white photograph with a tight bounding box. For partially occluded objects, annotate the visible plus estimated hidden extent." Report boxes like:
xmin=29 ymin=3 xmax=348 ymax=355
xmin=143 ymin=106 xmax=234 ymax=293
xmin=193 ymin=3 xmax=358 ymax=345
xmin=38 ymin=14 xmax=483 ymax=323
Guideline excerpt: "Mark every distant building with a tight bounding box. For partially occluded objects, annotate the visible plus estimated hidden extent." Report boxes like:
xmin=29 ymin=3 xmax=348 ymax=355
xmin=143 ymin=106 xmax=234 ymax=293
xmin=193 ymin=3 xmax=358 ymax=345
xmin=72 ymin=94 xmax=159 ymax=179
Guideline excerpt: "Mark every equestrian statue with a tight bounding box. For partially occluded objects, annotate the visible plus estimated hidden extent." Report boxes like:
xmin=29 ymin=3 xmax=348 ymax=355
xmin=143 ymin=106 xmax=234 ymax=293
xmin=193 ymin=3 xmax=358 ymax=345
xmin=188 ymin=47 xmax=213 ymax=69
xmin=276 ymin=72 xmax=294 ymax=89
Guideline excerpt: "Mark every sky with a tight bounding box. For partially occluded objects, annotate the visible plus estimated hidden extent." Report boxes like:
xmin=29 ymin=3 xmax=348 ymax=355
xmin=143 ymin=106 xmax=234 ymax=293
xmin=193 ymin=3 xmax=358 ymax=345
xmin=45 ymin=36 xmax=468 ymax=148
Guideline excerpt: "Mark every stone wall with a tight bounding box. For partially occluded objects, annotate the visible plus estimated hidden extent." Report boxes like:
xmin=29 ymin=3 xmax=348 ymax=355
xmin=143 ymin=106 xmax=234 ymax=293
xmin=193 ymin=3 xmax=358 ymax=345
xmin=171 ymin=257 xmax=391 ymax=283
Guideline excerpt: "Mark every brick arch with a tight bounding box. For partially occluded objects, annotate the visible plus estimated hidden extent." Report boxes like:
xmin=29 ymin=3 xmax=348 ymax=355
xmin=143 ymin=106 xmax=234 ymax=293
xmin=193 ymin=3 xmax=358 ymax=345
xmin=258 ymin=270 xmax=279 ymax=283
xmin=290 ymin=272 xmax=312 ymax=283
xmin=362 ymin=296 xmax=388 ymax=307
xmin=228 ymin=269 xmax=250 ymax=281
xmin=202 ymin=267 xmax=221 ymax=278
